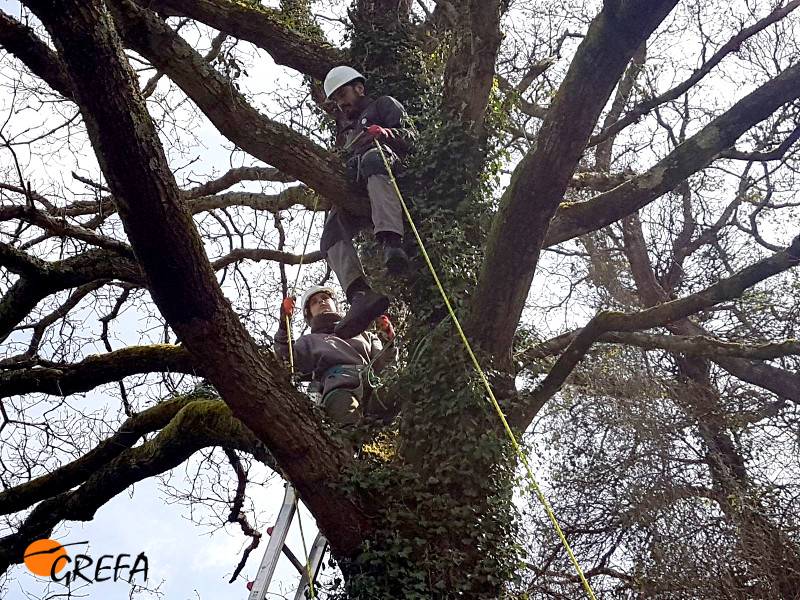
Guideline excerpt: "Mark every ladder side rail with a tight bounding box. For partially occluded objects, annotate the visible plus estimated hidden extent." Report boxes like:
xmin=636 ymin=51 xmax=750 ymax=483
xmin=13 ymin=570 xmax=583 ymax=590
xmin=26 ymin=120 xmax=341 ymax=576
xmin=293 ymin=534 xmax=328 ymax=600
xmin=248 ymin=484 xmax=298 ymax=600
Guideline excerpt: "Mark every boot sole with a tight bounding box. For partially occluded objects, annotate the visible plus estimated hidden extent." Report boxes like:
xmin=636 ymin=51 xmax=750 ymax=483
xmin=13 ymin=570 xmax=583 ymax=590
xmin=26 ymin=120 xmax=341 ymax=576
xmin=385 ymin=255 xmax=410 ymax=277
xmin=335 ymin=295 xmax=390 ymax=339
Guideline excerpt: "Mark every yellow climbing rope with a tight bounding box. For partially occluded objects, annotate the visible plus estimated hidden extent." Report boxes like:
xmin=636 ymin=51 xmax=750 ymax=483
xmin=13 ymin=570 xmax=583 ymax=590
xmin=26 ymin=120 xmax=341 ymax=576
xmin=294 ymin=493 xmax=317 ymax=599
xmin=285 ymin=194 xmax=321 ymax=380
xmin=374 ymin=140 xmax=597 ymax=600
xmin=282 ymin=195 xmax=320 ymax=597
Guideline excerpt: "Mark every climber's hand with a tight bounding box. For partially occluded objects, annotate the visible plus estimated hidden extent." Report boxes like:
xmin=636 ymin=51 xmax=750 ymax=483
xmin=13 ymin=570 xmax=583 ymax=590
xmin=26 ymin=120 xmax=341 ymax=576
xmin=366 ymin=125 xmax=394 ymax=142
xmin=376 ymin=314 xmax=395 ymax=341
xmin=280 ymin=297 xmax=296 ymax=323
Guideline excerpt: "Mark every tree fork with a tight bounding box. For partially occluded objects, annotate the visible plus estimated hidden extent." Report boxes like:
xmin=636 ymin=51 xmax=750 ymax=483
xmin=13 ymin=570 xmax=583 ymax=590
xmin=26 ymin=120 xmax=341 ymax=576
xmin=21 ymin=0 xmax=371 ymax=558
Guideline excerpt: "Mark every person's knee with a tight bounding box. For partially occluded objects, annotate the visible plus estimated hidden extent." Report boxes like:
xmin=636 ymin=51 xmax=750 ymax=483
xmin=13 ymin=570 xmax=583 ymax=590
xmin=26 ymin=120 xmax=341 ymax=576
xmin=360 ymin=149 xmax=391 ymax=179
xmin=323 ymin=389 xmax=361 ymax=425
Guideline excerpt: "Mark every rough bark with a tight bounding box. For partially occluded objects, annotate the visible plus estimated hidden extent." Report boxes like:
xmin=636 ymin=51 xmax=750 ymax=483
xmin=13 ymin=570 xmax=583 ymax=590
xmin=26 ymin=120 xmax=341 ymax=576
xmin=0 ymin=10 xmax=72 ymax=98
xmin=468 ymin=0 xmax=678 ymax=364
xmin=139 ymin=0 xmax=345 ymax=81
xmin=441 ymin=0 xmax=507 ymax=137
xmin=21 ymin=0 xmax=369 ymax=557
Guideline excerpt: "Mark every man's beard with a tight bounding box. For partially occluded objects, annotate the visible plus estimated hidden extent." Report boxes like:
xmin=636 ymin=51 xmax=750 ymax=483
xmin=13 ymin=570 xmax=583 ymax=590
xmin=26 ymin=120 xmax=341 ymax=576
xmin=310 ymin=311 xmax=341 ymax=334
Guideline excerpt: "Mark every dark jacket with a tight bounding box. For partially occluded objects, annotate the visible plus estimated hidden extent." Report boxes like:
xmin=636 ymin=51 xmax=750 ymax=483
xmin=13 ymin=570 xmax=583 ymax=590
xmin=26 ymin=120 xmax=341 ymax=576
xmin=339 ymin=96 xmax=417 ymax=179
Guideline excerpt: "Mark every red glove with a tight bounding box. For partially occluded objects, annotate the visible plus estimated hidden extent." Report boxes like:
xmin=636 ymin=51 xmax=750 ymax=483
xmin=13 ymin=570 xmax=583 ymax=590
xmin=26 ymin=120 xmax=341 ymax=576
xmin=376 ymin=315 xmax=395 ymax=340
xmin=280 ymin=297 xmax=295 ymax=321
xmin=366 ymin=124 xmax=394 ymax=141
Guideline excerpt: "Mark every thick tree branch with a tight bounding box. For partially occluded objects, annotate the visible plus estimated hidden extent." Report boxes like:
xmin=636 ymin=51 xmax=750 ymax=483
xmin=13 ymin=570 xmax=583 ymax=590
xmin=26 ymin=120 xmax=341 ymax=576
xmin=512 ymin=233 xmax=800 ymax=427
xmin=0 ymin=10 xmax=73 ymax=98
xmin=138 ymin=0 xmax=345 ymax=82
xmin=185 ymin=166 xmax=295 ymax=198
xmin=604 ymin=332 xmax=800 ymax=362
xmin=545 ymin=60 xmax=800 ymax=246
xmin=522 ymin=331 xmax=800 ymax=365
xmin=589 ymin=0 xmax=800 ymax=147
xmin=23 ymin=0 xmax=369 ymax=557
xmin=0 ymin=344 xmax=196 ymax=398
xmin=109 ymin=0 xmax=370 ymax=217
xmin=0 ymin=398 xmax=268 ymax=576
xmin=212 ymin=248 xmax=324 ymax=270
xmin=469 ymin=0 xmax=678 ymax=364
xmin=190 ymin=187 xmax=327 ymax=215
xmin=442 ymin=0 xmax=507 ymax=135
xmin=0 ymin=203 xmax=134 ymax=257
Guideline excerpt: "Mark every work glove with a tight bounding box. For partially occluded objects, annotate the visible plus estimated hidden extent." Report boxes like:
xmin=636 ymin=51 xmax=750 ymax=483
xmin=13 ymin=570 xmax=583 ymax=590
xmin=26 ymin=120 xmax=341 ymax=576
xmin=350 ymin=125 xmax=394 ymax=154
xmin=280 ymin=297 xmax=295 ymax=324
xmin=366 ymin=124 xmax=395 ymax=142
xmin=375 ymin=314 xmax=395 ymax=341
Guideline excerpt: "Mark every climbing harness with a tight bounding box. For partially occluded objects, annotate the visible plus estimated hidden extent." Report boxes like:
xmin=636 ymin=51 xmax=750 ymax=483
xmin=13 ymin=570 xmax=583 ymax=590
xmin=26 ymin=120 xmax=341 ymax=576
xmin=316 ymin=334 xmax=398 ymax=413
xmin=373 ymin=140 xmax=598 ymax=600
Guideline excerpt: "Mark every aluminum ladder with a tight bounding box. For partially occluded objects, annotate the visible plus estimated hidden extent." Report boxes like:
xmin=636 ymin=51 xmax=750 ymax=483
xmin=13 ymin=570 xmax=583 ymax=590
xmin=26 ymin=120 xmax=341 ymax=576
xmin=247 ymin=483 xmax=327 ymax=600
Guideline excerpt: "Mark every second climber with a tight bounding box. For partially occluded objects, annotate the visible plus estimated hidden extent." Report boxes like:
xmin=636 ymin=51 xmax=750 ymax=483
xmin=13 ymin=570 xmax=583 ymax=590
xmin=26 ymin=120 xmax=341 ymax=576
xmin=275 ymin=285 xmax=397 ymax=425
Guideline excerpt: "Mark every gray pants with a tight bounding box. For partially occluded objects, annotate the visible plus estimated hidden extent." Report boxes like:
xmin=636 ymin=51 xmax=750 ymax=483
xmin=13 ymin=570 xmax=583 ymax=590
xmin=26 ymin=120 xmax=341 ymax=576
xmin=322 ymin=174 xmax=404 ymax=291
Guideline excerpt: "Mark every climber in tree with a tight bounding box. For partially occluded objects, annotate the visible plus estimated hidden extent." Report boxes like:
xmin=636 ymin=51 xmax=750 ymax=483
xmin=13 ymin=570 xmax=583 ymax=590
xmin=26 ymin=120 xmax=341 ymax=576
xmin=275 ymin=286 xmax=397 ymax=424
xmin=320 ymin=65 xmax=417 ymax=340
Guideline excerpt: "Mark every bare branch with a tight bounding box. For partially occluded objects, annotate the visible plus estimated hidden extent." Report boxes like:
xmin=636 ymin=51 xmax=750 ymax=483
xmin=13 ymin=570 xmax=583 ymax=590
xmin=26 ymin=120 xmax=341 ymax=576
xmin=718 ymin=121 xmax=800 ymax=161
xmin=545 ymin=60 xmax=800 ymax=247
xmin=0 ymin=393 xmax=199 ymax=514
xmin=513 ymin=233 xmax=800 ymax=426
xmin=0 ymin=344 xmax=197 ymax=398
xmin=212 ymin=248 xmax=324 ymax=270
xmin=0 ymin=249 xmax=144 ymax=343
xmin=190 ymin=187 xmax=326 ymax=215
xmin=110 ymin=0 xmax=369 ymax=217
xmin=185 ymin=166 xmax=296 ymax=198
xmin=139 ymin=0 xmax=346 ymax=81
xmin=0 ymin=10 xmax=73 ymax=98
xmin=0 ymin=398 xmax=267 ymax=576
xmin=589 ymin=0 xmax=800 ymax=147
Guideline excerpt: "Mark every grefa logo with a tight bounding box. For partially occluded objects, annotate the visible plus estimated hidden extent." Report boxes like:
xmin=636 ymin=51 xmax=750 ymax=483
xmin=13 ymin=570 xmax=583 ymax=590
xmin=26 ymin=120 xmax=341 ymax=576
xmin=23 ymin=539 xmax=149 ymax=585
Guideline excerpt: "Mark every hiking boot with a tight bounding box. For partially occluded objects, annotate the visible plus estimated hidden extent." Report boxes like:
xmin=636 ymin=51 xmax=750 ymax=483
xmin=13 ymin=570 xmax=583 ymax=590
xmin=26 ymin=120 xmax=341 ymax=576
xmin=334 ymin=289 xmax=390 ymax=339
xmin=383 ymin=245 xmax=409 ymax=276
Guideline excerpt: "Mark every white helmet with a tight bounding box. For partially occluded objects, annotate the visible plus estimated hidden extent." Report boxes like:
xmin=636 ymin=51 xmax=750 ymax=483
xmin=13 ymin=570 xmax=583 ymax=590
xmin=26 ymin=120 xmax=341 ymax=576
xmin=324 ymin=66 xmax=365 ymax=100
xmin=300 ymin=285 xmax=338 ymax=322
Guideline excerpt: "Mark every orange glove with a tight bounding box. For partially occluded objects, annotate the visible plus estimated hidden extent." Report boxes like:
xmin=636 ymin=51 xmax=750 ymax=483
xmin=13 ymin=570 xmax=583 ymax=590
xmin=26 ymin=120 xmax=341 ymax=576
xmin=280 ymin=297 xmax=295 ymax=322
xmin=376 ymin=315 xmax=395 ymax=340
